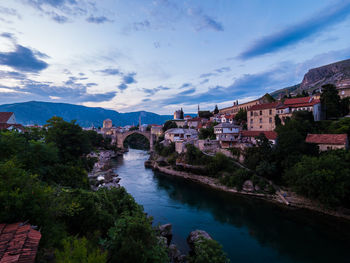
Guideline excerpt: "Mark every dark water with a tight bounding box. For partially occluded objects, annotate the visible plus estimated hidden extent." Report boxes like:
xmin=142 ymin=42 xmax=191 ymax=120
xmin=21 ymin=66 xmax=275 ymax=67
xmin=113 ymin=149 xmax=350 ymax=263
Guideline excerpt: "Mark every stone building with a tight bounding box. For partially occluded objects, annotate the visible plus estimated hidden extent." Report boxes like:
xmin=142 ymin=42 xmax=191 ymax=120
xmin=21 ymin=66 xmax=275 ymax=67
xmin=103 ymin=118 xmax=113 ymax=129
xmin=219 ymin=98 xmax=262 ymax=115
xmin=214 ymin=122 xmax=240 ymax=148
xmin=247 ymin=102 xmax=278 ymax=131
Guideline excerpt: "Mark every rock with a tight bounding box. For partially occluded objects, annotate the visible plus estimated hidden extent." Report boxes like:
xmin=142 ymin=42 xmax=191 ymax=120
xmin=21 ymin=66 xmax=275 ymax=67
xmin=187 ymin=230 xmax=212 ymax=251
xmin=157 ymin=236 xmax=168 ymax=248
xmin=243 ymin=180 xmax=254 ymax=192
xmin=168 ymin=244 xmax=186 ymax=263
xmin=158 ymin=223 xmax=172 ymax=245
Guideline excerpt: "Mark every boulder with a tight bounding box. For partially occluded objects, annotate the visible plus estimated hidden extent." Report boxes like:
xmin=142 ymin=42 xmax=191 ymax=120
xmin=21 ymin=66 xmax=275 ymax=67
xmin=158 ymin=223 xmax=172 ymax=245
xmin=168 ymin=244 xmax=186 ymax=263
xmin=187 ymin=230 xmax=212 ymax=251
xmin=243 ymin=180 xmax=254 ymax=192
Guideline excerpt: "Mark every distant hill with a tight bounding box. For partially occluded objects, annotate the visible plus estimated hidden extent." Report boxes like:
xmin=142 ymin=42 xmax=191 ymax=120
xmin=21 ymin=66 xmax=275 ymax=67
xmin=0 ymin=101 xmax=175 ymax=127
xmin=271 ymin=58 xmax=350 ymax=98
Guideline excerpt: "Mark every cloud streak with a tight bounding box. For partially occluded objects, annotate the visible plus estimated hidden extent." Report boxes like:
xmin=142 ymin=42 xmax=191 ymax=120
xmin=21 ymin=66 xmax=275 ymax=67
xmin=239 ymin=1 xmax=350 ymax=59
xmin=86 ymin=15 xmax=112 ymax=24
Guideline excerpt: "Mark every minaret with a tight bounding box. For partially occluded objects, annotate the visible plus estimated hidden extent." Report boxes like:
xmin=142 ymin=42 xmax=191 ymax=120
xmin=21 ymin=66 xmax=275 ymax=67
xmin=197 ymin=104 xmax=200 ymax=117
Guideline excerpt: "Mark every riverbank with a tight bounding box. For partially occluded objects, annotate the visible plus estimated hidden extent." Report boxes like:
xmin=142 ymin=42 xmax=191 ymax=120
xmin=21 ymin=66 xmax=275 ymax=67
xmin=146 ymin=159 xmax=350 ymax=221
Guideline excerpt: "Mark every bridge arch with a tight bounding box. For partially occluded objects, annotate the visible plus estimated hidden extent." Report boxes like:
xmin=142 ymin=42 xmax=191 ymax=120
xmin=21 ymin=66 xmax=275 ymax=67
xmin=115 ymin=130 xmax=154 ymax=150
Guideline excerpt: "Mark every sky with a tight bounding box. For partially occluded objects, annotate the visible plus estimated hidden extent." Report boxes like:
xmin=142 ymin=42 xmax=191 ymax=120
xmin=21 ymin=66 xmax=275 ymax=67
xmin=0 ymin=0 xmax=350 ymax=114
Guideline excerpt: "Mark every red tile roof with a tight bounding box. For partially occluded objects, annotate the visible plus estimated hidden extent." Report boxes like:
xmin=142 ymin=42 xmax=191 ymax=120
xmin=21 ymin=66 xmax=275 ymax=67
xmin=241 ymin=130 xmax=277 ymax=140
xmin=305 ymin=134 xmax=348 ymax=145
xmin=0 ymin=222 xmax=41 ymax=263
xmin=0 ymin=112 xmax=13 ymax=123
xmin=284 ymin=97 xmax=320 ymax=107
xmin=249 ymin=102 xmax=278 ymax=111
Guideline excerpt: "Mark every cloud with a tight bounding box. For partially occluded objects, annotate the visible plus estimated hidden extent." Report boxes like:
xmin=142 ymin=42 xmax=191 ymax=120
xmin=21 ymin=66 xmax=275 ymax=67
xmin=178 ymin=88 xmax=196 ymax=95
xmin=86 ymin=15 xmax=112 ymax=24
xmin=0 ymin=44 xmax=49 ymax=72
xmin=0 ymin=32 xmax=16 ymax=40
xmin=51 ymin=13 xmax=68 ymax=23
xmin=199 ymin=72 xmax=216 ymax=78
xmin=199 ymin=78 xmax=209 ymax=85
xmin=133 ymin=20 xmax=151 ymax=31
xmin=98 ymin=68 xmax=121 ymax=75
xmin=143 ymin=85 xmax=170 ymax=96
xmin=238 ymin=1 xmax=350 ymax=59
xmin=188 ymin=8 xmax=224 ymax=32
xmin=0 ymin=70 xmax=27 ymax=80
xmin=0 ymin=6 xmax=21 ymax=19
xmin=180 ymin=83 xmax=191 ymax=89
xmin=215 ymin=66 xmax=230 ymax=73
xmin=122 ymin=72 xmax=137 ymax=84
xmin=118 ymin=83 xmax=128 ymax=91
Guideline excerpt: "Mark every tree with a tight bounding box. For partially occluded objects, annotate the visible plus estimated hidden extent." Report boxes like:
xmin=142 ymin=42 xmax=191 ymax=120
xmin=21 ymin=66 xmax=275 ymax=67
xmin=292 ymin=110 xmax=314 ymax=123
xmin=188 ymin=237 xmax=230 ymax=263
xmin=234 ymin=109 xmax=247 ymax=123
xmin=262 ymin=93 xmax=275 ymax=102
xmin=214 ymin=105 xmax=219 ymax=114
xmin=320 ymin=84 xmax=341 ymax=119
xmin=274 ymin=115 xmax=282 ymax=127
xmin=340 ymin=97 xmax=350 ymax=116
xmin=162 ymin=120 xmax=177 ymax=132
xmin=198 ymin=127 xmax=215 ymax=140
xmin=198 ymin=111 xmax=213 ymax=119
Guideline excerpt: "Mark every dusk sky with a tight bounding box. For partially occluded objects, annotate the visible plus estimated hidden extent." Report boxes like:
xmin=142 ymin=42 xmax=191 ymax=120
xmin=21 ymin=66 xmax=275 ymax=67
xmin=1 ymin=0 xmax=350 ymax=114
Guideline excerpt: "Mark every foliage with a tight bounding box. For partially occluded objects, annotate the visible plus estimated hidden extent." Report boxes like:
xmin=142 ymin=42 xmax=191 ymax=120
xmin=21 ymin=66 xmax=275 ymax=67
xmin=162 ymin=120 xmax=177 ymax=132
xmin=180 ymin=108 xmax=184 ymax=119
xmin=129 ymin=126 xmax=139 ymax=131
xmin=274 ymin=114 xmax=282 ymax=127
xmin=185 ymin=144 xmax=210 ymax=166
xmin=55 ymin=236 xmax=107 ymax=263
xmin=198 ymin=111 xmax=213 ymax=119
xmin=188 ymin=237 xmax=230 ymax=263
xmin=214 ymin=105 xmax=219 ymax=114
xmin=234 ymin=109 xmax=247 ymax=123
xmin=284 ymin=150 xmax=350 ymax=207
xmin=198 ymin=127 xmax=215 ymax=140
xmin=340 ymin=97 xmax=350 ymax=116
xmin=104 ymin=214 xmax=168 ymax=263
xmin=321 ymin=84 xmax=341 ymax=119
xmin=292 ymin=110 xmax=314 ymax=123
xmin=155 ymin=142 xmax=175 ymax=157
xmin=262 ymin=93 xmax=275 ymax=102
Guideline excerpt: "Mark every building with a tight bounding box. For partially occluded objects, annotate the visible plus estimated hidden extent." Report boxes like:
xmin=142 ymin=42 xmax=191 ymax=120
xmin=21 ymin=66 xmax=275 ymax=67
xmin=337 ymin=80 xmax=350 ymax=99
xmin=0 ymin=112 xmax=24 ymax=132
xmin=0 ymin=222 xmax=42 ymax=263
xmin=214 ymin=123 xmax=240 ymax=148
xmin=219 ymin=98 xmax=262 ymax=115
xmin=276 ymin=97 xmax=322 ymax=122
xmin=247 ymin=102 xmax=278 ymax=131
xmin=305 ymin=133 xmax=348 ymax=151
xmin=164 ymin=128 xmax=198 ymax=142
xmin=187 ymin=117 xmax=205 ymax=129
xmin=174 ymin=110 xmax=182 ymax=120
xmin=151 ymin=125 xmax=163 ymax=136
xmin=103 ymin=118 xmax=112 ymax=128
xmin=240 ymin=130 xmax=277 ymax=145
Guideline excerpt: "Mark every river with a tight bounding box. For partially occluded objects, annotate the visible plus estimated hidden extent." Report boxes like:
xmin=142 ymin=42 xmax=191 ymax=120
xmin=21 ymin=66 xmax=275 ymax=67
xmin=113 ymin=149 xmax=350 ymax=263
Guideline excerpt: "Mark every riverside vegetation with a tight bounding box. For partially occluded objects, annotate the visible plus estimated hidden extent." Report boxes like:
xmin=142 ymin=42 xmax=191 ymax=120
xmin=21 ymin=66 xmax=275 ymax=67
xmin=0 ymin=116 xmax=229 ymax=262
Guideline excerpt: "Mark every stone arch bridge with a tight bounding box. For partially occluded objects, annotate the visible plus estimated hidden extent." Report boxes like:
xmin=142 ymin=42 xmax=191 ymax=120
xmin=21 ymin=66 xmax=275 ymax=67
xmin=113 ymin=130 xmax=155 ymax=151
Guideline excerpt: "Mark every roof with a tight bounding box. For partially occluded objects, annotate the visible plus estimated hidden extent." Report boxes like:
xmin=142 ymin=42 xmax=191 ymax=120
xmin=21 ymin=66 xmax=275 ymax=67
xmin=305 ymin=134 xmax=348 ymax=145
xmin=0 ymin=222 xmax=41 ymax=263
xmin=214 ymin=123 xmax=240 ymax=128
xmin=165 ymin=128 xmax=197 ymax=135
xmin=249 ymin=102 xmax=278 ymax=111
xmin=283 ymin=97 xmax=320 ymax=108
xmin=0 ymin=112 xmax=13 ymax=123
xmin=0 ymin=124 xmax=24 ymax=131
xmin=219 ymin=98 xmax=260 ymax=111
xmin=241 ymin=130 xmax=277 ymax=140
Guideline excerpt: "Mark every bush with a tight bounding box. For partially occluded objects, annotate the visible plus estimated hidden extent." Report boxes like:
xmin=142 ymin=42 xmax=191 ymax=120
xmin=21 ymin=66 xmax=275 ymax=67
xmin=188 ymin=237 xmax=230 ymax=263
xmin=55 ymin=237 xmax=107 ymax=263
xmin=219 ymin=169 xmax=251 ymax=190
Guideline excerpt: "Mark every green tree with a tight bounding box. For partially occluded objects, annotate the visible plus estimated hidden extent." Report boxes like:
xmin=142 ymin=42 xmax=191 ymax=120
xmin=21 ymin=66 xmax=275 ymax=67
xmin=214 ymin=105 xmax=219 ymax=114
xmin=340 ymin=97 xmax=350 ymax=116
xmin=262 ymin=93 xmax=275 ymax=102
xmin=188 ymin=237 xmax=230 ymax=263
xmin=234 ymin=109 xmax=247 ymax=123
xmin=274 ymin=115 xmax=282 ymax=127
xmin=198 ymin=127 xmax=215 ymax=140
xmin=321 ymin=84 xmax=341 ymax=119
xmin=163 ymin=120 xmax=177 ymax=132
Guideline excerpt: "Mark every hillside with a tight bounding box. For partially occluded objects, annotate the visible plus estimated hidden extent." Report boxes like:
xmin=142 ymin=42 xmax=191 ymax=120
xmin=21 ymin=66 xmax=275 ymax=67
xmin=0 ymin=101 xmax=174 ymax=127
xmin=271 ymin=58 xmax=350 ymax=98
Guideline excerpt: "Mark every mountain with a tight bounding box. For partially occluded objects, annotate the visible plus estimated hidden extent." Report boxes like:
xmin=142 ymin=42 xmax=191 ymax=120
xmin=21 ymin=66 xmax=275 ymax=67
xmin=299 ymin=59 xmax=350 ymax=93
xmin=0 ymin=101 xmax=174 ymax=127
xmin=271 ymin=58 xmax=350 ymax=98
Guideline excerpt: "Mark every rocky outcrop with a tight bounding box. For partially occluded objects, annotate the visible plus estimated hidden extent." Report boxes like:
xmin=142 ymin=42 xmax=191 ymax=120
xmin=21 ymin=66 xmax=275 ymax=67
xmin=157 ymin=223 xmax=173 ymax=246
xmin=300 ymin=58 xmax=350 ymax=92
xmin=88 ymin=150 xmax=120 ymax=190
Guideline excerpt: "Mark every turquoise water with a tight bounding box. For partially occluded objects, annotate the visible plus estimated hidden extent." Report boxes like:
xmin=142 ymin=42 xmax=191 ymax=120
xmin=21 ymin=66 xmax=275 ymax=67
xmin=113 ymin=149 xmax=350 ymax=263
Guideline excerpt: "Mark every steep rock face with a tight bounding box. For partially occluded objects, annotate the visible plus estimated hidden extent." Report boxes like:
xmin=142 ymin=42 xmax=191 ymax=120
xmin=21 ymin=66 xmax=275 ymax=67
xmin=300 ymin=59 xmax=350 ymax=92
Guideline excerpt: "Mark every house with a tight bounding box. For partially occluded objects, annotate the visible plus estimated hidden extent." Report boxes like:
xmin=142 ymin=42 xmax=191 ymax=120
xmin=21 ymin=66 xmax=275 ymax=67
xmin=184 ymin=115 xmax=192 ymax=121
xmin=337 ymin=80 xmax=350 ymax=99
xmin=240 ymin=130 xmax=277 ymax=145
xmin=247 ymin=102 xmax=278 ymax=131
xmin=187 ymin=117 xmax=207 ymax=129
xmin=219 ymin=98 xmax=262 ymax=115
xmin=214 ymin=123 xmax=240 ymax=148
xmin=0 ymin=222 xmax=41 ymax=263
xmin=151 ymin=125 xmax=163 ymax=136
xmin=276 ymin=97 xmax=322 ymax=122
xmin=164 ymin=128 xmax=198 ymax=142
xmin=0 ymin=112 xmax=24 ymax=132
xmin=305 ymin=133 xmax=348 ymax=151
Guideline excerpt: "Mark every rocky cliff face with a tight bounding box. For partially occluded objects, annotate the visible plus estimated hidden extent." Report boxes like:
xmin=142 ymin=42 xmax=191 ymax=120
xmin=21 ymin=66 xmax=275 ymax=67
xmin=300 ymin=58 xmax=350 ymax=92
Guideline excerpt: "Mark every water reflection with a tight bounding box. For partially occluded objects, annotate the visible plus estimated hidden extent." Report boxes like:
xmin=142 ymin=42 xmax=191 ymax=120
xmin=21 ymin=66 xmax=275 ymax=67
xmin=114 ymin=149 xmax=350 ymax=263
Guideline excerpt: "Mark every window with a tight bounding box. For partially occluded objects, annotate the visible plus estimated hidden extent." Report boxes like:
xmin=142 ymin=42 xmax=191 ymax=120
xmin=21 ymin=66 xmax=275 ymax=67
xmin=342 ymin=91 xmax=345 ymax=95
xmin=250 ymin=111 xmax=253 ymax=116
xmin=260 ymin=110 xmax=262 ymax=115
xmin=260 ymin=125 xmax=262 ymax=129
xmin=269 ymin=117 xmax=272 ymax=123
xmin=250 ymin=119 xmax=253 ymax=123
xmin=259 ymin=118 xmax=262 ymax=123
xmin=269 ymin=109 xmax=272 ymax=115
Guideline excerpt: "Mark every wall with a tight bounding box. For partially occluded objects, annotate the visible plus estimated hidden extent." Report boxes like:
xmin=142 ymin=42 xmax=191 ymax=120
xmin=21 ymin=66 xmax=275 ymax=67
xmin=248 ymin=108 xmax=276 ymax=131
xmin=219 ymin=99 xmax=260 ymax=114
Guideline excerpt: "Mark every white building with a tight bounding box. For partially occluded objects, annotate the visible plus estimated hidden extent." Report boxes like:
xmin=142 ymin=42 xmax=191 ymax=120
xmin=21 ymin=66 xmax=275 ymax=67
xmin=214 ymin=123 xmax=240 ymax=148
xmin=164 ymin=128 xmax=198 ymax=142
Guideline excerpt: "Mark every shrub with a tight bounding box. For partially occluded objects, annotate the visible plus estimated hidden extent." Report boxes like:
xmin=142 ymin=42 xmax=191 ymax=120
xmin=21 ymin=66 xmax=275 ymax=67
xmin=188 ymin=237 xmax=230 ymax=263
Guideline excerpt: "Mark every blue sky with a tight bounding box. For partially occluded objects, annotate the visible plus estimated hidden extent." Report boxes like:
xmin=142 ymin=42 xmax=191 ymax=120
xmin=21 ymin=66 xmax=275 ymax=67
xmin=0 ymin=0 xmax=350 ymax=114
